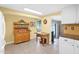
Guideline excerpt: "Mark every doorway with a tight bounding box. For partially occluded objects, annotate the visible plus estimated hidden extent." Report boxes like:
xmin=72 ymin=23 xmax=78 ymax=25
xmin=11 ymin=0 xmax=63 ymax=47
xmin=51 ymin=20 xmax=61 ymax=43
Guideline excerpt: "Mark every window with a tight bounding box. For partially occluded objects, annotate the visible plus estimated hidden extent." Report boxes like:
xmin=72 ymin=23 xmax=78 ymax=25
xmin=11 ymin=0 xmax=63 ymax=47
xmin=36 ymin=20 xmax=41 ymax=32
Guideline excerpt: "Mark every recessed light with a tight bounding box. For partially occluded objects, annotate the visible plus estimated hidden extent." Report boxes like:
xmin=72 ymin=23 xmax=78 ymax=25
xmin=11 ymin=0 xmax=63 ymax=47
xmin=24 ymin=8 xmax=43 ymax=15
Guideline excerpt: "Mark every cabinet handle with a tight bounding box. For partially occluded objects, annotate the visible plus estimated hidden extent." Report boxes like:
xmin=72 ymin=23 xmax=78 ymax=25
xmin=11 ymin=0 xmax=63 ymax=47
xmin=64 ymin=40 xmax=67 ymax=41
xmin=72 ymin=45 xmax=74 ymax=46
xmin=77 ymin=46 xmax=79 ymax=48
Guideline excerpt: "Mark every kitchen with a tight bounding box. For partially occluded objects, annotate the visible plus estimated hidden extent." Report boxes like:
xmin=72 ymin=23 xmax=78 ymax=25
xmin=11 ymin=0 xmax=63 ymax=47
xmin=59 ymin=5 xmax=79 ymax=54
xmin=0 ymin=4 xmax=79 ymax=54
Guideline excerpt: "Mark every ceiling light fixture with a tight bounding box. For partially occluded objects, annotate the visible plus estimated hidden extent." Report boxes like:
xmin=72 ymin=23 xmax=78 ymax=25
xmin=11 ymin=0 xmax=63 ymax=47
xmin=24 ymin=8 xmax=43 ymax=15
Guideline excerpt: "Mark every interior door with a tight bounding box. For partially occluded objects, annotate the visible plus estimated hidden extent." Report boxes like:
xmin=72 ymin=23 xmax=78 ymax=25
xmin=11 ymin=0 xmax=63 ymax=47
xmin=52 ymin=22 xmax=56 ymax=38
xmin=51 ymin=20 xmax=61 ymax=39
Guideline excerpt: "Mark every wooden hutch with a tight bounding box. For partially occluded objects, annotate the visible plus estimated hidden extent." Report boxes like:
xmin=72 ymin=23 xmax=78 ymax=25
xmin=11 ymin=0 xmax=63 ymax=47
xmin=13 ymin=20 xmax=30 ymax=44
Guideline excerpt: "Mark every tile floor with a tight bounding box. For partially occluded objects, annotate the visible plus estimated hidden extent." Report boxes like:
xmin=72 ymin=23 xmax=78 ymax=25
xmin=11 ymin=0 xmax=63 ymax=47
xmin=5 ymin=38 xmax=59 ymax=54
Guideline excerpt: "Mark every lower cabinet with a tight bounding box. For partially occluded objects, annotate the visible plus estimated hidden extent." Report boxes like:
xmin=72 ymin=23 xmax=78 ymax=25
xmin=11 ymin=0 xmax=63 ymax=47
xmin=14 ymin=29 xmax=30 ymax=44
xmin=59 ymin=37 xmax=79 ymax=54
xmin=74 ymin=40 xmax=79 ymax=54
xmin=61 ymin=41 xmax=74 ymax=54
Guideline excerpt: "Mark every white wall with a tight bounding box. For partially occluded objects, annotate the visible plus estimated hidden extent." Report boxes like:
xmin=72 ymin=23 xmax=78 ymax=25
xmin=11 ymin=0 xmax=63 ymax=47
xmin=0 ymin=11 xmax=5 ymax=54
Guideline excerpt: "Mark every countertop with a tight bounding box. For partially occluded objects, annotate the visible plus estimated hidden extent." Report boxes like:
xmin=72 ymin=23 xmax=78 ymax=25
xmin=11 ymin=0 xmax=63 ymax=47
xmin=61 ymin=34 xmax=79 ymax=40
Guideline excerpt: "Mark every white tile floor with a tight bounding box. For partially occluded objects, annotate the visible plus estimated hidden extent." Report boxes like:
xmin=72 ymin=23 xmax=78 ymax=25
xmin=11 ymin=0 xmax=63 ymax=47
xmin=5 ymin=38 xmax=59 ymax=54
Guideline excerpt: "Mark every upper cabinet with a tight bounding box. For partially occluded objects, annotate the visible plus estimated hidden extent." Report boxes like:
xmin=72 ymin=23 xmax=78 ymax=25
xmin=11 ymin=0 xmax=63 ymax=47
xmin=51 ymin=15 xmax=62 ymax=21
xmin=76 ymin=5 xmax=79 ymax=23
xmin=61 ymin=5 xmax=79 ymax=24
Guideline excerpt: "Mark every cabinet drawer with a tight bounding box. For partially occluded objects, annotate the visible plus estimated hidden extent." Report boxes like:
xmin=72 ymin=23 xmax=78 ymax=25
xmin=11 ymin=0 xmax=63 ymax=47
xmin=62 ymin=37 xmax=74 ymax=43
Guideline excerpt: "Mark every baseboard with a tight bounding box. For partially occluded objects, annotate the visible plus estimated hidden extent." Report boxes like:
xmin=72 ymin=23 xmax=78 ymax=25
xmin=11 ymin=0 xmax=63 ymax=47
xmin=6 ymin=41 xmax=14 ymax=45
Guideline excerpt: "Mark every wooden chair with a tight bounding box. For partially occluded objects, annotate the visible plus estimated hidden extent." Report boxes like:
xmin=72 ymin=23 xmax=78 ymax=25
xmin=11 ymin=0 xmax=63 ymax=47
xmin=40 ymin=34 xmax=49 ymax=45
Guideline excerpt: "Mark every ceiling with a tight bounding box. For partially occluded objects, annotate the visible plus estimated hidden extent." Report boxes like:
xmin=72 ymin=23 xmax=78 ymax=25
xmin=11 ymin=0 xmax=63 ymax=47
xmin=0 ymin=4 xmax=72 ymax=16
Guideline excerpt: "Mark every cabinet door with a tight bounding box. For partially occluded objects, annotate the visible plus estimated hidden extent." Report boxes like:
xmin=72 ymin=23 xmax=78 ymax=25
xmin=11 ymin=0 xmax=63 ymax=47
xmin=62 ymin=39 xmax=74 ymax=54
xmin=74 ymin=40 xmax=79 ymax=54
xmin=59 ymin=37 xmax=74 ymax=54
xmin=14 ymin=33 xmax=23 ymax=43
xmin=59 ymin=38 xmax=62 ymax=53
xmin=61 ymin=5 xmax=76 ymax=24
xmin=62 ymin=43 xmax=74 ymax=54
xmin=52 ymin=15 xmax=62 ymax=21
xmin=76 ymin=5 xmax=79 ymax=23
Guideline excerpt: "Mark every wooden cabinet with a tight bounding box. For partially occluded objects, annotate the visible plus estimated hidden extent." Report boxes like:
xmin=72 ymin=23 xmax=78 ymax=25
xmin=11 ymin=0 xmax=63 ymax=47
xmin=14 ymin=20 xmax=30 ymax=44
xmin=63 ymin=24 xmax=79 ymax=36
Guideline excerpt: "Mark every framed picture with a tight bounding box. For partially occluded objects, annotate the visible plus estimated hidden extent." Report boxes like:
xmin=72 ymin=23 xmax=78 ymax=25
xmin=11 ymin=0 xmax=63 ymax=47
xmin=30 ymin=21 xmax=35 ymax=27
